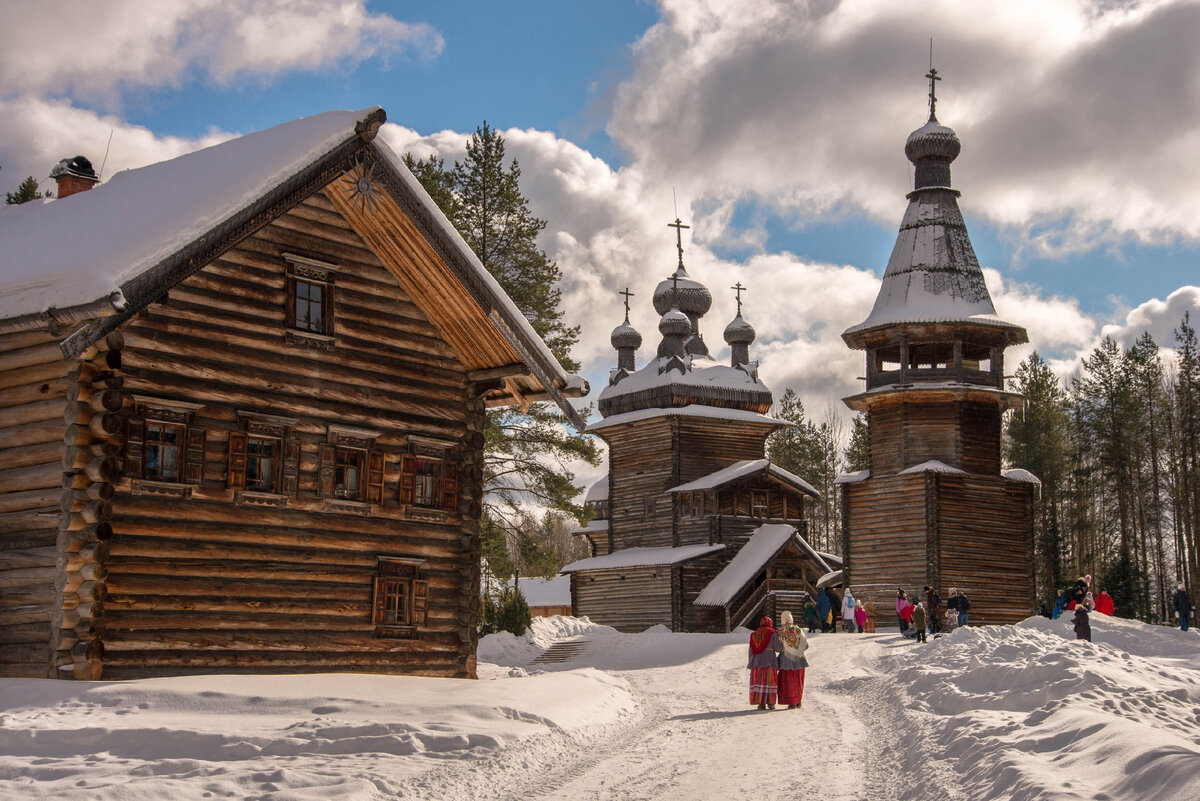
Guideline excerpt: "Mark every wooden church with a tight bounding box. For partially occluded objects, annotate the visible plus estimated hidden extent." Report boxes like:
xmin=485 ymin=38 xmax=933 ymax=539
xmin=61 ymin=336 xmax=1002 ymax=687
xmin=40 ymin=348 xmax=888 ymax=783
xmin=838 ymin=73 xmax=1038 ymax=624
xmin=0 ymin=107 xmax=587 ymax=680
xmin=563 ymin=226 xmax=831 ymax=632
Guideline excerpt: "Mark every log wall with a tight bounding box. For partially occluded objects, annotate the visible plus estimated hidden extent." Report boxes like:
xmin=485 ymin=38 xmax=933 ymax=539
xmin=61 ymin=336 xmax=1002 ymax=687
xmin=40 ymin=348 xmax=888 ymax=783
xmin=843 ymin=475 xmax=928 ymax=604
xmin=869 ymin=399 xmax=1001 ymax=476
xmin=94 ymin=193 xmax=483 ymax=679
xmin=0 ymin=330 xmax=67 ymax=677
xmin=571 ymin=567 xmax=672 ymax=632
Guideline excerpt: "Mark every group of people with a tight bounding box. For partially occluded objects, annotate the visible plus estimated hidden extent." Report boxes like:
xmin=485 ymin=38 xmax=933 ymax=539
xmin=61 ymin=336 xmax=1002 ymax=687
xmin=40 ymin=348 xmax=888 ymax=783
xmin=747 ymin=612 xmax=809 ymax=710
xmin=802 ymin=587 xmax=877 ymax=634
xmin=1045 ymin=575 xmax=1195 ymax=641
xmin=894 ymin=587 xmax=971 ymax=643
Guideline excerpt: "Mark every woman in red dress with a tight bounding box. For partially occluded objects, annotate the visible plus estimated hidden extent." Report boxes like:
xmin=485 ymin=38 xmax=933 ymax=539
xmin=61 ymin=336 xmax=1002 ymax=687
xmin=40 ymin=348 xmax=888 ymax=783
xmin=746 ymin=616 xmax=780 ymax=710
xmin=775 ymin=610 xmax=809 ymax=709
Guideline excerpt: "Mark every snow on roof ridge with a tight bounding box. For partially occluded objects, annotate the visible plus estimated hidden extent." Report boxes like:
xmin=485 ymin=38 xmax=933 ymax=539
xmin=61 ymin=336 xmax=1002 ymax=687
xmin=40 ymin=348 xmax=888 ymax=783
xmin=834 ymin=469 xmax=870 ymax=484
xmin=588 ymin=404 xmax=784 ymax=432
xmin=816 ymin=569 xmax=843 ymax=588
xmin=560 ymin=544 xmax=725 ymax=573
xmin=668 ymin=458 xmax=820 ymax=498
xmin=570 ymin=519 xmax=608 ymax=535
xmin=584 ymin=476 xmax=609 ymax=503
xmin=898 ymin=460 xmax=965 ymax=475
xmin=1003 ymin=468 xmax=1042 ymax=484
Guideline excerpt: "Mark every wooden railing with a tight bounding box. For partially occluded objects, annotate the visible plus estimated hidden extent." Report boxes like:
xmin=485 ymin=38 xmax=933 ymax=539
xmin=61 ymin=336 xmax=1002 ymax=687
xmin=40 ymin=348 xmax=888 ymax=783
xmin=729 ymin=581 xmax=769 ymax=631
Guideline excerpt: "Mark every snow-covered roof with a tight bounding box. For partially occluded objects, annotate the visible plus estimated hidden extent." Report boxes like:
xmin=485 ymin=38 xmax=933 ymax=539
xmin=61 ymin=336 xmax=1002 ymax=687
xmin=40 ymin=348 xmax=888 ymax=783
xmin=669 ymin=458 xmax=819 ymax=498
xmin=843 ymin=185 xmax=1024 ymax=342
xmin=560 ymin=544 xmax=725 ymax=573
xmin=509 ymin=575 xmax=571 ymax=607
xmin=584 ymin=476 xmax=609 ymax=504
xmin=834 ymin=469 xmax=870 ymax=484
xmin=0 ymin=109 xmax=370 ymax=322
xmin=898 ymin=460 xmax=965 ymax=475
xmin=599 ymin=356 xmax=768 ymax=401
xmin=1003 ymin=468 xmax=1042 ymax=484
xmin=571 ymin=519 xmax=609 ymax=535
xmin=0 ymin=106 xmax=588 ymax=425
xmin=588 ymin=404 xmax=785 ymax=433
xmin=816 ymin=570 xmax=843 ymax=588
xmin=694 ymin=525 xmax=795 ymax=607
xmin=817 ymin=551 xmax=843 ymax=567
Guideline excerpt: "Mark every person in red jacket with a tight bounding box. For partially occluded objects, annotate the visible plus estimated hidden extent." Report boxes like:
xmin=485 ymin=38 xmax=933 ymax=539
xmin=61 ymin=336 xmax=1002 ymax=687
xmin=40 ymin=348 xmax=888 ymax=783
xmin=1094 ymin=589 xmax=1115 ymax=616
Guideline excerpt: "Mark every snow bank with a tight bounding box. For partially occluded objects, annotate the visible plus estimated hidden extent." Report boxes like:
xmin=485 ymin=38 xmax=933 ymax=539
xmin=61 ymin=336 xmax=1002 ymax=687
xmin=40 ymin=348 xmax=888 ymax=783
xmin=0 ymin=662 xmax=636 ymax=800
xmin=888 ymin=615 xmax=1200 ymax=801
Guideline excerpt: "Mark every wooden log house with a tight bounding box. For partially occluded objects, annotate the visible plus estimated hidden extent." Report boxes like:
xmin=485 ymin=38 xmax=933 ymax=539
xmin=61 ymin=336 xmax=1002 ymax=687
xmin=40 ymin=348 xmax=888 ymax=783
xmin=563 ymin=233 xmax=828 ymax=632
xmin=838 ymin=83 xmax=1038 ymax=625
xmin=0 ymin=107 xmax=587 ymax=680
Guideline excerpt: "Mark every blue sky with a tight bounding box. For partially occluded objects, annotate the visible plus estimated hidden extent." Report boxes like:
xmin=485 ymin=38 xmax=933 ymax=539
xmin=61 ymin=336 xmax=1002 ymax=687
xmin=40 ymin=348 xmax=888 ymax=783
xmin=2 ymin=0 xmax=1200 ymax=423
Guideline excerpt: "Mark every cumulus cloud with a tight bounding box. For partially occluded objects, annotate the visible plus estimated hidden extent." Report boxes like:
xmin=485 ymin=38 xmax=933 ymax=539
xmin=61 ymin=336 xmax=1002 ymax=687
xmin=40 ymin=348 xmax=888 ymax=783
xmin=0 ymin=0 xmax=442 ymax=98
xmin=608 ymin=0 xmax=1200 ymax=256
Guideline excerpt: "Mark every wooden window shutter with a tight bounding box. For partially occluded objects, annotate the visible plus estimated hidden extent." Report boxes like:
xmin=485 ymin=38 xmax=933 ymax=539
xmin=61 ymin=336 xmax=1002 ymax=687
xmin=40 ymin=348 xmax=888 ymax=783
xmin=441 ymin=461 xmax=459 ymax=511
xmin=281 ymin=439 xmax=301 ymax=496
xmin=398 ymin=454 xmax=415 ymax=505
xmin=124 ymin=417 xmax=146 ymax=478
xmin=372 ymin=577 xmax=386 ymax=625
xmin=412 ymin=579 xmax=428 ymax=625
xmin=317 ymin=443 xmax=336 ymax=498
xmin=227 ymin=432 xmax=248 ymax=489
xmin=184 ymin=427 xmax=206 ymax=484
xmin=366 ymin=450 xmax=385 ymax=504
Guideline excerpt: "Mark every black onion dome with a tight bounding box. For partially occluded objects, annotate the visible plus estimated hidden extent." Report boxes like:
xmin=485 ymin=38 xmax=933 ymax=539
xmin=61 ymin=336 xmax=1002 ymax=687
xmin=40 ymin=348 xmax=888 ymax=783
xmin=723 ymin=314 xmax=755 ymax=345
xmin=658 ymin=307 xmax=691 ymax=336
xmin=611 ymin=320 xmax=642 ymax=350
xmin=904 ymin=119 xmax=961 ymax=164
xmin=652 ymin=267 xmax=713 ymax=317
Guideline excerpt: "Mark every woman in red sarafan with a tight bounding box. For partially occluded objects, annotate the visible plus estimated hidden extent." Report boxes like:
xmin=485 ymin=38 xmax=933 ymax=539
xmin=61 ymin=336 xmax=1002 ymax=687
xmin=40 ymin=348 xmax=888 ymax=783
xmin=747 ymin=616 xmax=780 ymax=710
xmin=775 ymin=610 xmax=809 ymax=709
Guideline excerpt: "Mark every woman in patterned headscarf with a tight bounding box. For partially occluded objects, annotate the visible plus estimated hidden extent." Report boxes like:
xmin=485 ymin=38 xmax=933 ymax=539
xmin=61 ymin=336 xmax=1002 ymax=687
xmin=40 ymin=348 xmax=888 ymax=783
xmin=775 ymin=610 xmax=809 ymax=709
xmin=746 ymin=615 xmax=780 ymax=710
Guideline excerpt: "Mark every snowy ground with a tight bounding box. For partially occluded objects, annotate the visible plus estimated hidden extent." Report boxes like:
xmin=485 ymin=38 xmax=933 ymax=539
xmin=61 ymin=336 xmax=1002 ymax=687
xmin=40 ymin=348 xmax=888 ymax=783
xmin=1 ymin=614 xmax=1198 ymax=800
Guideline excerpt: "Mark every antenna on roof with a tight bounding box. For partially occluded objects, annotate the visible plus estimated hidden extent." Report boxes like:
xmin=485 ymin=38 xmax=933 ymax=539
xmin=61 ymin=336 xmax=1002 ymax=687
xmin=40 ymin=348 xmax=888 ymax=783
xmin=98 ymin=129 xmax=114 ymax=180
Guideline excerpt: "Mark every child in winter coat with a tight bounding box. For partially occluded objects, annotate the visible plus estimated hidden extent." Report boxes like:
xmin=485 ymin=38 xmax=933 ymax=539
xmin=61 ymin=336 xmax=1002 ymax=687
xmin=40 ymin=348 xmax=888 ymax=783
xmin=853 ymin=600 xmax=866 ymax=633
xmin=863 ymin=599 xmax=876 ymax=633
xmin=803 ymin=598 xmax=819 ymax=633
xmin=943 ymin=606 xmax=957 ymax=634
xmin=1073 ymin=606 xmax=1092 ymax=642
xmin=911 ymin=602 xmax=927 ymax=643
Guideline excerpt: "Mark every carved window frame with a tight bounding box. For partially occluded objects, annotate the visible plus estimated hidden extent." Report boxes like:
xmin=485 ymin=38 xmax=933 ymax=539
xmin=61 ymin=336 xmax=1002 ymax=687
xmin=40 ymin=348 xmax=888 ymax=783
xmin=372 ymin=557 xmax=427 ymax=638
xmin=228 ymin=412 xmax=299 ymax=506
xmin=320 ymin=425 xmax=384 ymax=514
xmin=398 ymin=437 xmax=459 ymax=520
xmin=283 ymin=253 xmax=337 ymax=348
xmin=126 ymin=396 xmax=206 ymax=496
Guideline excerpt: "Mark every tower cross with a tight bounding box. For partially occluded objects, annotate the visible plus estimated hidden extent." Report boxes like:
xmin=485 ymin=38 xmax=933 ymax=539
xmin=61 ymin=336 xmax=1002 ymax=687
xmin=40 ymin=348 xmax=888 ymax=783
xmin=731 ymin=282 xmax=746 ymax=316
xmin=668 ymin=217 xmax=690 ymax=270
xmin=668 ymin=272 xmax=681 ymax=307
xmin=925 ymin=40 xmax=941 ymax=122
xmin=619 ymin=286 xmax=635 ymax=322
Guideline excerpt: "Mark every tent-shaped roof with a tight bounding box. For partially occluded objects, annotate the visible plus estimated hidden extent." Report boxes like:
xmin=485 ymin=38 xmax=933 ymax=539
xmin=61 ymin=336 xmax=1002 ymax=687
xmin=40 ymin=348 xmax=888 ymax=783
xmin=669 ymin=458 xmax=820 ymax=498
xmin=0 ymin=107 xmax=587 ymax=425
xmin=693 ymin=524 xmax=830 ymax=607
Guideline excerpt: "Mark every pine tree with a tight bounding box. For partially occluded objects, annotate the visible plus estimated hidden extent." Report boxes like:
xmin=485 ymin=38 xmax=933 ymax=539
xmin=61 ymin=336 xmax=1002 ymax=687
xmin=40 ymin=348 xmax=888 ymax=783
xmin=1175 ymin=312 xmax=1200 ymax=592
xmin=5 ymin=175 xmax=50 ymax=205
xmin=844 ymin=414 xmax=869 ymax=473
xmin=1006 ymin=352 xmax=1071 ymax=602
xmin=404 ymin=124 xmax=599 ymax=585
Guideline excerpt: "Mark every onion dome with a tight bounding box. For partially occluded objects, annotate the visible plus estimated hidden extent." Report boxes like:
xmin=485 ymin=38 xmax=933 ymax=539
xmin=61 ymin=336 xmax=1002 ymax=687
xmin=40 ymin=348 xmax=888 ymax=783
xmin=652 ymin=267 xmax=712 ymax=318
xmin=611 ymin=320 xmax=642 ymax=351
xmin=723 ymin=314 xmax=755 ymax=345
xmin=659 ymin=307 xmax=691 ymax=337
xmin=904 ymin=119 xmax=961 ymax=164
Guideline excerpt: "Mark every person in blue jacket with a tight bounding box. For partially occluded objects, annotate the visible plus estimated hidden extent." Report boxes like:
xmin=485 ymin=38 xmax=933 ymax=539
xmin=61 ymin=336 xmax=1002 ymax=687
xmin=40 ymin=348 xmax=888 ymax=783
xmin=1052 ymin=590 xmax=1068 ymax=619
xmin=816 ymin=587 xmax=831 ymax=633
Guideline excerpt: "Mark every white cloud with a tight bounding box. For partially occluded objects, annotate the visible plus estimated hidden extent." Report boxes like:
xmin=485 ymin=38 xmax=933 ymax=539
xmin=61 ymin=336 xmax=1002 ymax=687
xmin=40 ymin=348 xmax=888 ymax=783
xmin=0 ymin=1 xmax=442 ymax=99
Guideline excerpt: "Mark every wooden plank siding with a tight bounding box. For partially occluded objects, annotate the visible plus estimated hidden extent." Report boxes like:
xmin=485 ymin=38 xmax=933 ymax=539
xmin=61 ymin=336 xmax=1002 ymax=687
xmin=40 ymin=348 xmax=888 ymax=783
xmin=0 ymin=330 xmax=66 ymax=677
xmin=604 ymin=418 xmax=678 ymax=550
xmin=844 ymin=475 xmax=929 ymax=606
xmin=868 ymin=399 xmax=1001 ymax=476
xmin=87 ymin=194 xmax=482 ymax=680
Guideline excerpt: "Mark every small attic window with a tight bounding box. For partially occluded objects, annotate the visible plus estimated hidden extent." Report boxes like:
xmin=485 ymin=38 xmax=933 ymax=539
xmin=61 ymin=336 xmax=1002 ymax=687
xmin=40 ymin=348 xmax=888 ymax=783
xmin=283 ymin=253 xmax=337 ymax=343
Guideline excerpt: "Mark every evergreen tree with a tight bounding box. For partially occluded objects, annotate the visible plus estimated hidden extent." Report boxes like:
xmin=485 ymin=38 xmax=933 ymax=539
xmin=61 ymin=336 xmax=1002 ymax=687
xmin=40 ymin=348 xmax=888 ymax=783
xmin=767 ymin=390 xmax=843 ymax=552
xmin=1175 ymin=313 xmax=1200 ymax=591
xmin=5 ymin=175 xmax=50 ymax=205
xmin=405 ymin=124 xmax=599 ymax=586
xmin=844 ymin=414 xmax=869 ymax=473
xmin=1006 ymin=352 xmax=1071 ymax=601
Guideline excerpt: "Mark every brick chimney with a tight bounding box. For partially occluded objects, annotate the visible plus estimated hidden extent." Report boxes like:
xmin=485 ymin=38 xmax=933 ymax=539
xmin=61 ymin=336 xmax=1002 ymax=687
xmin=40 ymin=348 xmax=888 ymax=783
xmin=50 ymin=155 xmax=99 ymax=198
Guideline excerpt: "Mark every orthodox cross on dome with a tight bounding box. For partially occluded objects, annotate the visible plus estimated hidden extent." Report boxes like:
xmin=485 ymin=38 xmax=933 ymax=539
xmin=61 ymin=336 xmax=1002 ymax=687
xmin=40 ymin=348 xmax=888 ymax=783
xmin=619 ymin=286 xmax=635 ymax=322
xmin=731 ymin=282 xmax=746 ymax=316
xmin=668 ymin=217 xmax=690 ymax=270
xmin=668 ymin=272 xmax=681 ymax=306
xmin=925 ymin=42 xmax=942 ymax=122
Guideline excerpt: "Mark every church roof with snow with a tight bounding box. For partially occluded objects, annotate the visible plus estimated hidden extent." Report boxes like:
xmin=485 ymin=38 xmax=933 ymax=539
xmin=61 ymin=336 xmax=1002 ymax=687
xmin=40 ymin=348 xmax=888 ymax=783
xmin=561 ymin=544 xmax=725 ymax=573
xmin=693 ymin=524 xmax=832 ymax=607
xmin=669 ymin=458 xmax=820 ymax=498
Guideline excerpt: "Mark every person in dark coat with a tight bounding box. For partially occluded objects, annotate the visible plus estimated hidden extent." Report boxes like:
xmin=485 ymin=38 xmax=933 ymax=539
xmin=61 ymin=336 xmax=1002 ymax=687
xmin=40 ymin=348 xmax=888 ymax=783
xmin=824 ymin=588 xmax=841 ymax=633
xmin=911 ymin=602 xmax=927 ymax=643
xmin=1174 ymin=582 xmax=1194 ymax=632
xmin=1073 ymin=606 xmax=1091 ymax=642
xmin=924 ymin=586 xmax=942 ymax=634
xmin=803 ymin=597 xmax=819 ymax=633
xmin=816 ymin=587 xmax=832 ymax=633
xmin=956 ymin=590 xmax=971 ymax=627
